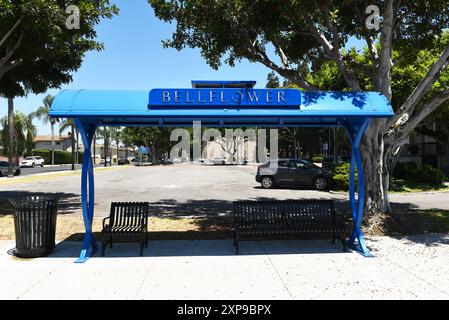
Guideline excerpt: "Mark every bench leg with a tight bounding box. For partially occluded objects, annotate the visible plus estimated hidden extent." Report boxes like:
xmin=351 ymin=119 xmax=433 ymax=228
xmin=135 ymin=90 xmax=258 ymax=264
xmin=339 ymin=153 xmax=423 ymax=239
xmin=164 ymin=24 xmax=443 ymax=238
xmin=340 ymin=236 xmax=347 ymax=252
xmin=235 ymin=234 xmax=240 ymax=255
xmin=101 ymin=240 xmax=107 ymax=257
xmin=139 ymin=233 xmax=146 ymax=256
xmin=145 ymin=232 xmax=149 ymax=248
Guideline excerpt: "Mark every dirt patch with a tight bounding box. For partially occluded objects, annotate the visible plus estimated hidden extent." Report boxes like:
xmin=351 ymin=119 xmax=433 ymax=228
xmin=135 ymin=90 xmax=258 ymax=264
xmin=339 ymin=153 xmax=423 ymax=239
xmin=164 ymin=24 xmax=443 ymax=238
xmin=0 ymin=215 xmax=233 ymax=241
xmin=1 ymin=209 xmax=447 ymax=242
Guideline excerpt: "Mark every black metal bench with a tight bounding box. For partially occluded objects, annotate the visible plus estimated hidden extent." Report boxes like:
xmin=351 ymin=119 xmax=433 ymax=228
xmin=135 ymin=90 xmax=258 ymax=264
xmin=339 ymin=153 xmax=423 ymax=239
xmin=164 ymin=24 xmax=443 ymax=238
xmin=233 ymin=200 xmax=346 ymax=254
xmin=101 ymin=202 xmax=149 ymax=256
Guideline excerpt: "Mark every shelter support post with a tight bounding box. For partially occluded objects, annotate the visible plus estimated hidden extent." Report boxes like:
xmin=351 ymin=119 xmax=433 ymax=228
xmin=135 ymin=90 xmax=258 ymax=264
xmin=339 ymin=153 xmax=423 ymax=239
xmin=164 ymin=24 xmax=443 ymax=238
xmin=74 ymin=119 xmax=98 ymax=263
xmin=344 ymin=119 xmax=373 ymax=257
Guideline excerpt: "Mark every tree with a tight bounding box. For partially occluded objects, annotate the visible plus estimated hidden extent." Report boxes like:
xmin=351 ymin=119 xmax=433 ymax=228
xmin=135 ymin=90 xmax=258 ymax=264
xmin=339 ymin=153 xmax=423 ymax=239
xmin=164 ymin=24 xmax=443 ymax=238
xmin=110 ymin=127 xmax=122 ymax=162
xmin=1 ymin=111 xmax=28 ymax=161
xmin=149 ymin=0 xmax=449 ymax=220
xmin=24 ymin=113 xmax=36 ymax=155
xmin=123 ymin=127 xmax=172 ymax=163
xmin=97 ymin=127 xmax=111 ymax=167
xmin=0 ymin=0 xmax=118 ymax=173
xmin=266 ymin=71 xmax=280 ymax=88
xmin=35 ymin=95 xmax=57 ymax=165
xmin=59 ymin=119 xmax=77 ymax=170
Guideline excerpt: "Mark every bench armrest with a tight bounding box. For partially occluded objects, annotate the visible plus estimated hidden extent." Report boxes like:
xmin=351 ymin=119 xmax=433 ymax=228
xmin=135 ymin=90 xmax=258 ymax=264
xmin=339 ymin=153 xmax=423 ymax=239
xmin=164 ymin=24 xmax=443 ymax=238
xmin=102 ymin=217 xmax=111 ymax=230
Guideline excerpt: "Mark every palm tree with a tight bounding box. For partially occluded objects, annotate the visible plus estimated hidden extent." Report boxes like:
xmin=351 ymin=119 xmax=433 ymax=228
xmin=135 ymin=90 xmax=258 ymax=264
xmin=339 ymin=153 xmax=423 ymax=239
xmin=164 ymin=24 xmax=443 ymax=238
xmin=24 ymin=113 xmax=36 ymax=155
xmin=7 ymin=98 xmax=14 ymax=176
xmin=97 ymin=127 xmax=111 ymax=167
xmin=34 ymin=95 xmax=57 ymax=165
xmin=110 ymin=127 xmax=122 ymax=163
xmin=59 ymin=118 xmax=77 ymax=170
xmin=1 ymin=112 xmax=27 ymax=167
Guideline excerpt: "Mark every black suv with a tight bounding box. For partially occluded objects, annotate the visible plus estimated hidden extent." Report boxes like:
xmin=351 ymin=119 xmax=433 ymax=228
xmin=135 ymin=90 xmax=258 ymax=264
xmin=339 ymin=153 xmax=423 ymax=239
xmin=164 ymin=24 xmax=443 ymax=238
xmin=256 ymin=159 xmax=332 ymax=191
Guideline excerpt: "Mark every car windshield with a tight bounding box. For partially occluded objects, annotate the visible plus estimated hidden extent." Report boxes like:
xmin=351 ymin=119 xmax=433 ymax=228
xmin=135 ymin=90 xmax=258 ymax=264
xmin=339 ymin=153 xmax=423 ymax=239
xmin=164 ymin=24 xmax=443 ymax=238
xmin=0 ymin=161 xmax=8 ymax=166
xmin=25 ymin=157 xmax=33 ymax=160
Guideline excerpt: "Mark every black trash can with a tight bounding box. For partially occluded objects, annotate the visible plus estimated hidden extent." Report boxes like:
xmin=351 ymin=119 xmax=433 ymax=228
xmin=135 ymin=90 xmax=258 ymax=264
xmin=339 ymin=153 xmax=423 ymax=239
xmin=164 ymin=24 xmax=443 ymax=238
xmin=9 ymin=196 xmax=59 ymax=258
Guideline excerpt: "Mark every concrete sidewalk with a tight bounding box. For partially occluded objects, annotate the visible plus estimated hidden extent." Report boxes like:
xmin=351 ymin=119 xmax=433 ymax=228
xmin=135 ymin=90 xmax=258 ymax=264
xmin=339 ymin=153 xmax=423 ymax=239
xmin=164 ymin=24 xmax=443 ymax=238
xmin=1 ymin=234 xmax=449 ymax=300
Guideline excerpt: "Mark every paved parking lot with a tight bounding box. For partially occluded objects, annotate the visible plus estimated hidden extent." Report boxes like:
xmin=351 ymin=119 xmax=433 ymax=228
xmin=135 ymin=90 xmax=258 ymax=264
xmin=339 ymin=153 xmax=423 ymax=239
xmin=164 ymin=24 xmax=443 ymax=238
xmin=1 ymin=164 xmax=449 ymax=217
xmin=1 ymin=234 xmax=448 ymax=300
xmin=1 ymin=164 xmax=449 ymax=300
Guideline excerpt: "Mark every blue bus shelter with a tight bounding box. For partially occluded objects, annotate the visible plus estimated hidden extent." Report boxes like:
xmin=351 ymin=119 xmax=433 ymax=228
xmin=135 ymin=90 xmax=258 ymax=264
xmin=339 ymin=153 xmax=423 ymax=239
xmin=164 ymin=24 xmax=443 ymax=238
xmin=50 ymin=81 xmax=394 ymax=263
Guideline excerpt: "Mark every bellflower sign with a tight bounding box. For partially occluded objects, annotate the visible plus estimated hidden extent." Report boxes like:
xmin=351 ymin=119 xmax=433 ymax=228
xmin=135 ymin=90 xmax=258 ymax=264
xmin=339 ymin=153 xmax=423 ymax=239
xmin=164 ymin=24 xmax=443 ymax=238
xmin=149 ymin=89 xmax=301 ymax=109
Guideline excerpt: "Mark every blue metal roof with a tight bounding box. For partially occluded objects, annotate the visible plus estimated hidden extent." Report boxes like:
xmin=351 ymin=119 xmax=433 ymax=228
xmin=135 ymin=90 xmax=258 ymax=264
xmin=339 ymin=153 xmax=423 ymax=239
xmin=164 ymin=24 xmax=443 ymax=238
xmin=49 ymin=88 xmax=393 ymax=127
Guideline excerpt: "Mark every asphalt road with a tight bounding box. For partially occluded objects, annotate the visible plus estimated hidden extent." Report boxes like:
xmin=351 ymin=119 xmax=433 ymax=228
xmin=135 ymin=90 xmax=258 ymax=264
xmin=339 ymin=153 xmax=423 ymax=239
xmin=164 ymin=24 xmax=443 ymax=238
xmin=1 ymin=164 xmax=449 ymax=217
xmin=17 ymin=164 xmax=114 ymax=176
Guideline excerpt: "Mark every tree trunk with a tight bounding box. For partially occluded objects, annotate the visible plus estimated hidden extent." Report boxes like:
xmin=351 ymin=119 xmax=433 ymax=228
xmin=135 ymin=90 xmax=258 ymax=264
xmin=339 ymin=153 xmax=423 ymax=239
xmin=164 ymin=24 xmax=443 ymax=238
xmin=104 ymin=128 xmax=109 ymax=167
xmin=360 ymin=120 xmax=391 ymax=219
xmin=76 ymin=130 xmax=80 ymax=164
xmin=71 ymin=123 xmax=75 ymax=170
xmin=93 ymin=135 xmax=96 ymax=165
xmin=333 ymin=128 xmax=339 ymax=164
xmin=51 ymin=122 xmax=55 ymax=165
xmin=125 ymin=140 xmax=129 ymax=160
xmin=7 ymin=98 xmax=14 ymax=177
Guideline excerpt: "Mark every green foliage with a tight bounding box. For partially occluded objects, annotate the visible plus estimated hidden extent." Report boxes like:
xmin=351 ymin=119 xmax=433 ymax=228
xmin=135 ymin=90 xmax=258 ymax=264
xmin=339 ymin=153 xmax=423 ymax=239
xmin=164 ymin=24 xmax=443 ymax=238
xmin=332 ymin=161 xmax=446 ymax=191
xmin=266 ymin=72 xmax=280 ymax=88
xmin=0 ymin=0 xmax=119 ymax=97
xmin=393 ymin=162 xmax=418 ymax=180
xmin=332 ymin=162 xmax=356 ymax=191
xmin=27 ymin=149 xmax=83 ymax=165
xmin=415 ymin=165 xmax=446 ymax=186
xmin=312 ymin=156 xmax=323 ymax=163
xmin=150 ymin=0 xmax=449 ymax=92
xmin=0 ymin=111 xmax=34 ymax=157
xmin=122 ymin=127 xmax=173 ymax=161
xmin=393 ymin=162 xmax=446 ymax=186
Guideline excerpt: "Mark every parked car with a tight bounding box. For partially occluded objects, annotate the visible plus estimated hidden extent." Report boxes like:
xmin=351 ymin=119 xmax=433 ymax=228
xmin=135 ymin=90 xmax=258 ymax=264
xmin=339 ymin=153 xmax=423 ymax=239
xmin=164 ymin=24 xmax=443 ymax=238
xmin=0 ymin=161 xmax=21 ymax=177
xmin=162 ymin=157 xmax=174 ymax=165
xmin=256 ymin=158 xmax=332 ymax=191
xmin=20 ymin=156 xmax=45 ymax=168
xmin=212 ymin=157 xmax=226 ymax=165
xmin=118 ymin=158 xmax=130 ymax=166
xmin=130 ymin=158 xmax=139 ymax=164
xmin=100 ymin=157 xmax=111 ymax=165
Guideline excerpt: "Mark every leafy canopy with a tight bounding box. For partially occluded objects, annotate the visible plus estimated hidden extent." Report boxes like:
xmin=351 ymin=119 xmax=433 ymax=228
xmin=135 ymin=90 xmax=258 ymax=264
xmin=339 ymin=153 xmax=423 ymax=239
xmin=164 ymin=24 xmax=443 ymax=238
xmin=0 ymin=0 xmax=118 ymax=97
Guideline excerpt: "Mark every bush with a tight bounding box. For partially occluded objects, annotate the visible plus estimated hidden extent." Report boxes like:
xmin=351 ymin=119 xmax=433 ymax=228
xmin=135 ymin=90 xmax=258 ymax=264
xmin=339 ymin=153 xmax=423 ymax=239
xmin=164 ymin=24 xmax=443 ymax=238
xmin=393 ymin=162 xmax=445 ymax=186
xmin=332 ymin=162 xmax=357 ymax=191
xmin=414 ymin=165 xmax=446 ymax=186
xmin=312 ymin=156 xmax=323 ymax=163
xmin=26 ymin=150 xmax=83 ymax=165
xmin=393 ymin=161 xmax=417 ymax=180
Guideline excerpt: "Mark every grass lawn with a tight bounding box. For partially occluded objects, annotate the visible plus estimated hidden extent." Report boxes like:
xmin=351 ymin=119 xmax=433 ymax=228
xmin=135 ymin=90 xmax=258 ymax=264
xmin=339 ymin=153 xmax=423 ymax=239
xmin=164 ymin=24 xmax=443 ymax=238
xmin=389 ymin=179 xmax=449 ymax=193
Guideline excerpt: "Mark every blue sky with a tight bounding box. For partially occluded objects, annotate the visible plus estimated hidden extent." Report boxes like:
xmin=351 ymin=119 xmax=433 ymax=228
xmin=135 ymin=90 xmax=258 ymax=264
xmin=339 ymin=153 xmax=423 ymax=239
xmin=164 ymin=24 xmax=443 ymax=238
xmin=0 ymin=0 xmax=364 ymax=135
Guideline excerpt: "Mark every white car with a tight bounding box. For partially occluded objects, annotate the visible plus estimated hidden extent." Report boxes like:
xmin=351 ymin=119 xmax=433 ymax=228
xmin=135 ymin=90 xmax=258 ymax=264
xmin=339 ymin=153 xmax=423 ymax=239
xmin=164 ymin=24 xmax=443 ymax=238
xmin=20 ymin=156 xmax=45 ymax=168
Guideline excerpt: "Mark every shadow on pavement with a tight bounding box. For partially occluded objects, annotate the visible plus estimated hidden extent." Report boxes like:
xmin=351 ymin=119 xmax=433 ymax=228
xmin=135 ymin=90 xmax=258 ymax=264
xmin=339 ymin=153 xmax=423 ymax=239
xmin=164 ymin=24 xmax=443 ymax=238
xmin=0 ymin=191 xmax=81 ymax=215
xmin=46 ymin=238 xmax=348 ymax=258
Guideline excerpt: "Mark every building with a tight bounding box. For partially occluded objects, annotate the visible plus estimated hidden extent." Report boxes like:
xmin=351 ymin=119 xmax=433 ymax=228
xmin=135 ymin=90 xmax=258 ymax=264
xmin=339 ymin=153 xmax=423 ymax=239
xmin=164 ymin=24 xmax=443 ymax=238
xmin=79 ymin=143 xmax=136 ymax=164
xmin=399 ymin=131 xmax=449 ymax=176
xmin=34 ymin=135 xmax=73 ymax=151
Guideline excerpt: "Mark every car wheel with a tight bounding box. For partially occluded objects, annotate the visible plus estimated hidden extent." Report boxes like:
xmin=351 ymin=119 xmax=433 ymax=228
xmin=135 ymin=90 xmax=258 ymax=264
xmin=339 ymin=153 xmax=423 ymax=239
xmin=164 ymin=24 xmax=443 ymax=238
xmin=314 ymin=177 xmax=329 ymax=191
xmin=14 ymin=169 xmax=20 ymax=176
xmin=32 ymin=163 xmax=35 ymax=168
xmin=41 ymin=163 xmax=44 ymax=167
xmin=261 ymin=176 xmax=275 ymax=189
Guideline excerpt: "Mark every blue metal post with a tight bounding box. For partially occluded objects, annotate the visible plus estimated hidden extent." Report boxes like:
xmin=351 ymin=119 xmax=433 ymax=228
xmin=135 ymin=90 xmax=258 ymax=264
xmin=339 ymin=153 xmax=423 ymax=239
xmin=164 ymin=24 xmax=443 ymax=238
xmin=345 ymin=119 xmax=373 ymax=257
xmin=74 ymin=119 xmax=98 ymax=263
